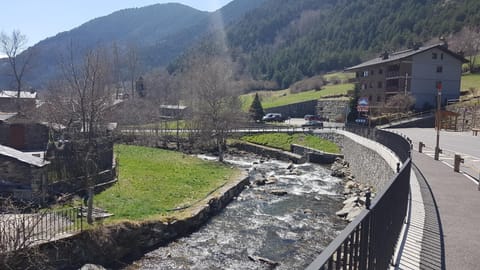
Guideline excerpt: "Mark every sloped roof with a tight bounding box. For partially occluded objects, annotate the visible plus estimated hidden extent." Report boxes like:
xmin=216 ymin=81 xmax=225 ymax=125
xmin=0 ymin=90 xmax=37 ymax=99
xmin=0 ymin=144 xmax=49 ymax=167
xmin=345 ymin=43 xmax=468 ymax=71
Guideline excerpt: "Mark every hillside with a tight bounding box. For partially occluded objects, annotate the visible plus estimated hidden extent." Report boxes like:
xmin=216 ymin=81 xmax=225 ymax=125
xmin=0 ymin=0 xmax=265 ymax=89
xmin=225 ymin=0 xmax=480 ymax=88
xmin=1 ymin=0 xmax=480 ymax=90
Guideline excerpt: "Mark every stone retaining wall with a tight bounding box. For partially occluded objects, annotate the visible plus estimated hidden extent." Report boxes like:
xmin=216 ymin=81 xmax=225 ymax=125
xmin=1 ymin=173 xmax=250 ymax=269
xmin=290 ymin=144 xmax=343 ymax=164
xmin=315 ymin=130 xmax=398 ymax=191
xmin=230 ymin=141 xmax=305 ymax=163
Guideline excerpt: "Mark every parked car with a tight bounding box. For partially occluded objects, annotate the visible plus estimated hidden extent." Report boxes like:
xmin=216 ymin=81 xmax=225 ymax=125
xmin=262 ymin=113 xmax=286 ymax=122
xmin=301 ymin=120 xmax=323 ymax=128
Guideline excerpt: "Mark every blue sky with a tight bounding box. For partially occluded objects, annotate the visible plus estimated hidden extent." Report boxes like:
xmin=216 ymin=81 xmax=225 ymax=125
xmin=0 ymin=0 xmax=233 ymax=53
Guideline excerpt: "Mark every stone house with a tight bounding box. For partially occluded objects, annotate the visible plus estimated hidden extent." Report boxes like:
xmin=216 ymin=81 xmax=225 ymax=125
xmin=0 ymin=144 xmax=49 ymax=202
xmin=0 ymin=90 xmax=38 ymax=113
xmin=345 ymin=43 xmax=468 ymax=110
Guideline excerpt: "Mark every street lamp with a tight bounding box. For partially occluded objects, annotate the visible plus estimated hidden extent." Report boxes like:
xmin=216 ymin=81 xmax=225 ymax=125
xmin=434 ymin=81 xmax=442 ymax=160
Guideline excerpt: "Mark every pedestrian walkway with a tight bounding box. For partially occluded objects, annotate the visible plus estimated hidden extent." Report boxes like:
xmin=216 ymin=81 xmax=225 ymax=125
xmin=395 ymin=149 xmax=480 ymax=269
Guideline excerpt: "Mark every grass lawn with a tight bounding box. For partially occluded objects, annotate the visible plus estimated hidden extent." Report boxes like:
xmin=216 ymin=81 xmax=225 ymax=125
xmin=241 ymin=83 xmax=353 ymax=111
xmin=241 ymin=133 xmax=340 ymax=154
xmin=94 ymin=145 xmax=239 ymax=221
xmin=461 ymin=73 xmax=480 ymax=91
xmin=323 ymin=71 xmax=355 ymax=82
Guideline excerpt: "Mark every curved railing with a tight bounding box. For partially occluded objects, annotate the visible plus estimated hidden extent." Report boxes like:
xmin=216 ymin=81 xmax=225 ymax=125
xmin=306 ymin=126 xmax=412 ymax=270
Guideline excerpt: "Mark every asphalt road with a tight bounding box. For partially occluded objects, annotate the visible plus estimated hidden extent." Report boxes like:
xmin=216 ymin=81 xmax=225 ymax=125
xmin=388 ymin=127 xmax=480 ymax=181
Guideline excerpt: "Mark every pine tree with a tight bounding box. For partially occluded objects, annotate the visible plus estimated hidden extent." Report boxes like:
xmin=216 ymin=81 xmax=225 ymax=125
xmin=249 ymin=93 xmax=264 ymax=122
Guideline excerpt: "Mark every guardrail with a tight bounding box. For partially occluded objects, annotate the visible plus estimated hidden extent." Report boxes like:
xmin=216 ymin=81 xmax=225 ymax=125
xmin=306 ymin=126 xmax=411 ymax=269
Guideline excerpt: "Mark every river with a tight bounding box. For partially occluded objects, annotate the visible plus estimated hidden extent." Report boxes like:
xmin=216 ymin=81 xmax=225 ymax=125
xmin=126 ymin=153 xmax=347 ymax=270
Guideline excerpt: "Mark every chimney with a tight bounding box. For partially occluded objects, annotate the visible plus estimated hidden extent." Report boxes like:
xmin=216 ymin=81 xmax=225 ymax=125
xmin=381 ymin=51 xmax=389 ymax=60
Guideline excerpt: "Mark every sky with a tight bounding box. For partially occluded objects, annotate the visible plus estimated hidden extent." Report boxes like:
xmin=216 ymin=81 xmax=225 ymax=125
xmin=0 ymin=0 xmax=233 ymax=57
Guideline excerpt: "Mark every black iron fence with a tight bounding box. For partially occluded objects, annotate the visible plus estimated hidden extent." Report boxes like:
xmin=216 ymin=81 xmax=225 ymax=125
xmin=306 ymin=127 xmax=412 ymax=269
xmin=0 ymin=207 xmax=83 ymax=253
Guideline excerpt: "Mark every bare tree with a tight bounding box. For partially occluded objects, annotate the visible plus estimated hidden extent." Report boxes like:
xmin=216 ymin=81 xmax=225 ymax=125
xmin=43 ymin=46 xmax=114 ymax=224
xmin=126 ymin=44 xmax=139 ymax=99
xmin=182 ymin=54 xmax=244 ymax=162
xmin=450 ymin=27 xmax=480 ymax=73
xmin=0 ymin=30 xmax=34 ymax=99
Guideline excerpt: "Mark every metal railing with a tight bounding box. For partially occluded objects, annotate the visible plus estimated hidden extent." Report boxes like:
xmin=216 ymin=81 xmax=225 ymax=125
xmin=307 ymin=127 xmax=412 ymax=269
xmin=0 ymin=207 xmax=83 ymax=253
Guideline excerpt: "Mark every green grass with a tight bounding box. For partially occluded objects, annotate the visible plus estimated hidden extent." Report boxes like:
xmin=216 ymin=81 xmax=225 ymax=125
xmin=323 ymin=72 xmax=355 ymax=82
xmin=241 ymin=83 xmax=353 ymax=111
xmin=461 ymin=73 xmax=480 ymax=91
xmin=94 ymin=145 xmax=239 ymax=221
xmin=241 ymin=133 xmax=340 ymax=154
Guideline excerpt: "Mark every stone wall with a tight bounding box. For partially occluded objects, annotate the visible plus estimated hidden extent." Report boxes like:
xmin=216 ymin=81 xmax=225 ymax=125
xmin=316 ymin=98 xmax=350 ymax=122
xmin=264 ymin=100 xmax=317 ymax=118
xmin=0 ymin=155 xmax=47 ymax=201
xmin=315 ymin=130 xmax=398 ymax=191
xmin=230 ymin=141 xmax=305 ymax=163
xmin=290 ymin=144 xmax=343 ymax=164
xmin=1 ymin=173 xmax=250 ymax=269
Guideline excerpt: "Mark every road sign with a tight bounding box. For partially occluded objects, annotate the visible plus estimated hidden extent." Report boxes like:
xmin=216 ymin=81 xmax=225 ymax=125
xmin=358 ymin=97 xmax=369 ymax=106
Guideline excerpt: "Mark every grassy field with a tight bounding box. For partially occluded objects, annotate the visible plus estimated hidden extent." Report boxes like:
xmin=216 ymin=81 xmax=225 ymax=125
xmin=241 ymin=133 xmax=340 ymax=153
xmin=241 ymin=83 xmax=353 ymax=111
xmin=323 ymin=71 xmax=355 ymax=82
xmin=94 ymin=145 xmax=239 ymax=221
xmin=461 ymin=73 xmax=480 ymax=91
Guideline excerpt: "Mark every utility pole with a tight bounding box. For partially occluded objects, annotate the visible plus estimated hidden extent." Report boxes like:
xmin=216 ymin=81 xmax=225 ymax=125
xmin=434 ymin=82 xmax=442 ymax=160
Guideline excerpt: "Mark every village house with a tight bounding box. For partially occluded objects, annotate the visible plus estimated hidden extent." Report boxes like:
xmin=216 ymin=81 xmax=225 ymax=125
xmin=0 ymin=144 xmax=49 ymax=203
xmin=345 ymin=43 xmax=468 ymax=110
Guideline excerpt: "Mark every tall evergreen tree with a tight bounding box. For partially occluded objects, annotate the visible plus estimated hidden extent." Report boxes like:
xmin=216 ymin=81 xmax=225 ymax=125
xmin=249 ymin=93 xmax=265 ymax=122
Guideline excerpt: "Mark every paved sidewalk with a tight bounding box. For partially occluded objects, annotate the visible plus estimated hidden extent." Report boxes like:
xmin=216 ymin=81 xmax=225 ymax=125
xmin=411 ymin=150 xmax=480 ymax=270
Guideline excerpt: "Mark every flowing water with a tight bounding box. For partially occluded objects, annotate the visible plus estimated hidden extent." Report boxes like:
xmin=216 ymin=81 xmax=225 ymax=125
xmin=127 ymin=153 xmax=347 ymax=270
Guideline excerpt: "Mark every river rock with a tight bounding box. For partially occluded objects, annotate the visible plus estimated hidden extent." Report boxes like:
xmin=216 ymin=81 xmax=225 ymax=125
xmin=80 ymin=264 xmax=106 ymax=270
xmin=270 ymin=189 xmax=288 ymax=196
xmin=265 ymin=175 xmax=278 ymax=185
xmin=248 ymin=255 xmax=280 ymax=268
xmin=346 ymin=207 xmax=363 ymax=222
xmin=287 ymin=162 xmax=295 ymax=170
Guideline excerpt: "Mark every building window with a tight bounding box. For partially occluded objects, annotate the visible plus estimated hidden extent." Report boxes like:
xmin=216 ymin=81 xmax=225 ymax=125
xmin=363 ymin=70 xmax=369 ymax=77
xmin=437 ymin=66 xmax=443 ymax=73
xmin=441 ymin=53 xmax=444 ymax=60
xmin=378 ymin=81 xmax=383 ymax=88
xmin=432 ymin=53 xmax=437 ymax=59
xmin=379 ymin=68 xmax=383 ymax=74
xmin=369 ymin=95 xmax=372 ymax=101
xmin=370 ymin=82 xmax=373 ymax=88
xmin=371 ymin=70 xmax=374 ymax=75
xmin=377 ymin=96 xmax=382 ymax=102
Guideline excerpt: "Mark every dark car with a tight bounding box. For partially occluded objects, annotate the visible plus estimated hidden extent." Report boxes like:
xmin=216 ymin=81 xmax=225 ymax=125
xmin=262 ymin=113 xmax=286 ymax=122
xmin=302 ymin=120 xmax=323 ymax=128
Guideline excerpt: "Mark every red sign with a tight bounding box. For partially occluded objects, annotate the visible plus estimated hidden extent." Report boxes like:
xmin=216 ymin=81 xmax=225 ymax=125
xmin=437 ymin=81 xmax=442 ymax=91
xmin=357 ymin=105 xmax=369 ymax=112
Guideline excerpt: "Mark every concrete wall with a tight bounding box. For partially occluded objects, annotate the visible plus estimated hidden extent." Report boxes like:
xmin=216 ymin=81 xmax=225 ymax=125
xmin=264 ymin=100 xmax=317 ymax=118
xmin=411 ymin=48 xmax=463 ymax=109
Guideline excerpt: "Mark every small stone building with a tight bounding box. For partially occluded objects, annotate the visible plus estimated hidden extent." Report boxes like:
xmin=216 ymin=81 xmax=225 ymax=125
xmin=0 ymin=145 xmax=49 ymax=202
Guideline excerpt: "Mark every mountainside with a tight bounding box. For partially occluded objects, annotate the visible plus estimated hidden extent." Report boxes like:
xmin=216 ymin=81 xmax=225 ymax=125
xmin=1 ymin=0 xmax=479 ymax=90
xmin=224 ymin=0 xmax=480 ymax=88
xmin=0 ymin=0 xmax=264 ymax=89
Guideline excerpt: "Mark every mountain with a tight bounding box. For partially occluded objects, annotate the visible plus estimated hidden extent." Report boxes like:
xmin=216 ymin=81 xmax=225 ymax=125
xmin=0 ymin=0 xmax=265 ymax=89
xmin=223 ymin=0 xmax=480 ymax=88
xmin=2 ymin=0 xmax=479 ymax=90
